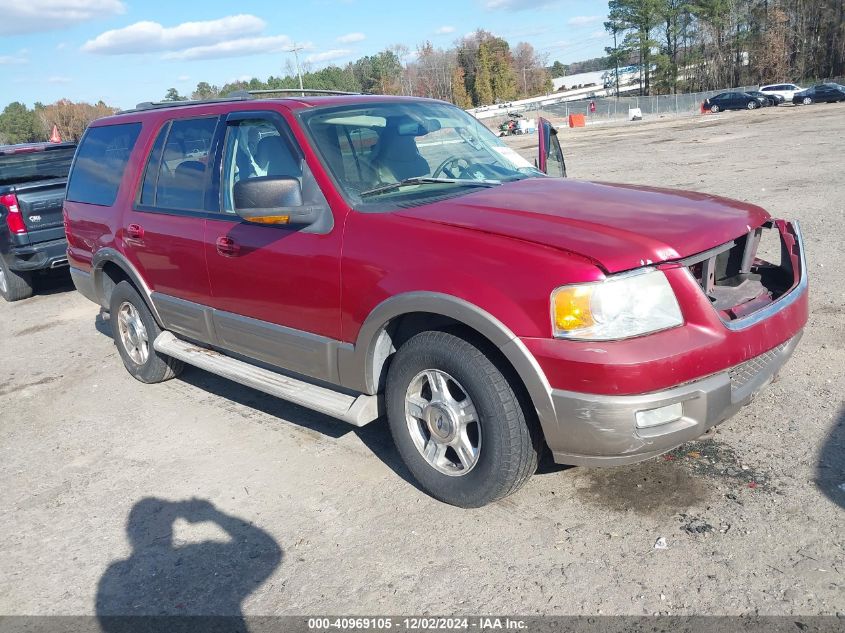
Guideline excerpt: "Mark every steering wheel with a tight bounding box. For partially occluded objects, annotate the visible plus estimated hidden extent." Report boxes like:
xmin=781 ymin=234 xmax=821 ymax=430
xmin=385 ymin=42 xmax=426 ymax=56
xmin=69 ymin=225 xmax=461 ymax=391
xmin=432 ymin=157 xmax=472 ymax=179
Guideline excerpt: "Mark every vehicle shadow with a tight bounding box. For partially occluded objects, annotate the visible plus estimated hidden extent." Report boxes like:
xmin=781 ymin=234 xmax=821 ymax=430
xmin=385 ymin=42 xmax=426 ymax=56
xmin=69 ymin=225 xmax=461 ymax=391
xmin=816 ymin=405 xmax=845 ymax=510
xmin=176 ymin=365 xmax=424 ymax=492
xmin=32 ymin=268 xmax=74 ymax=297
xmin=96 ymin=497 xmax=282 ymax=632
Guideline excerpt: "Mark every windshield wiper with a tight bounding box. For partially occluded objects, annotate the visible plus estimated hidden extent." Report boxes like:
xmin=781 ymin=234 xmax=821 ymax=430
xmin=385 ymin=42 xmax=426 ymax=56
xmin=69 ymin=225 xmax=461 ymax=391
xmin=360 ymin=177 xmax=500 ymax=199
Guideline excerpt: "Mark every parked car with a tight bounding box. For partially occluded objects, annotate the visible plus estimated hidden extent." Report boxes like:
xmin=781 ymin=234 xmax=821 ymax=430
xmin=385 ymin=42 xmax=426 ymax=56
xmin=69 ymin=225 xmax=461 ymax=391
xmin=759 ymin=83 xmax=804 ymax=103
xmin=64 ymin=94 xmax=807 ymax=508
xmin=792 ymin=84 xmax=845 ymax=104
xmin=746 ymin=90 xmax=784 ymax=106
xmin=703 ymin=92 xmax=766 ymax=112
xmin=0 ymin=141 xmax=76 ymax=301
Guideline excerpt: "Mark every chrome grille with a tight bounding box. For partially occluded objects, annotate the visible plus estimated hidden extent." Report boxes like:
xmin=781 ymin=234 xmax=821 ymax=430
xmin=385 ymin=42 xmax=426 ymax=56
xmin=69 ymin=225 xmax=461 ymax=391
xmin=729 ymin=341 xmax=789 ymax=392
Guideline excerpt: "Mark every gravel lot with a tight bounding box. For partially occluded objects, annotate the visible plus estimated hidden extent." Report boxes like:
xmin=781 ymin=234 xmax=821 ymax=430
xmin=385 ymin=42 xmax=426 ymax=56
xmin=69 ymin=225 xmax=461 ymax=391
xmin=1 ymin=103 xmax=843 ymax=618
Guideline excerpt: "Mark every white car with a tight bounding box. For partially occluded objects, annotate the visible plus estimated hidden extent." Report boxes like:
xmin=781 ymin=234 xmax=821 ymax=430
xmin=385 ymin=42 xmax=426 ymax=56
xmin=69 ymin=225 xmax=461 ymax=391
xmin=759 ymin=83 xmax=804 ymax=102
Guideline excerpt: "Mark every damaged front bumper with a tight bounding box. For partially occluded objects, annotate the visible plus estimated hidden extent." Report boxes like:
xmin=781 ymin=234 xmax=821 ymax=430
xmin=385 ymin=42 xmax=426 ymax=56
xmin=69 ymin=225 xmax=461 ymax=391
xmin=534 ymin=220 xmax=808 ymax=467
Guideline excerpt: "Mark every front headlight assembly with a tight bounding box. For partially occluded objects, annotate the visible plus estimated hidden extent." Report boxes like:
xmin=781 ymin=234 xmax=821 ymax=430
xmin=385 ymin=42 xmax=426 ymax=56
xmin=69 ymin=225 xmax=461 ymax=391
xmin=551 ymin=268 xmax=683 ymax=340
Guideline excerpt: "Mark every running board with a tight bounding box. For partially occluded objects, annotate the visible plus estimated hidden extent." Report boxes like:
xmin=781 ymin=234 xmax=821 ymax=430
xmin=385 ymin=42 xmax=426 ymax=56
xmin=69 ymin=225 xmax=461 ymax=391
xmin=153 ymin=331 xmax=379 ymax=427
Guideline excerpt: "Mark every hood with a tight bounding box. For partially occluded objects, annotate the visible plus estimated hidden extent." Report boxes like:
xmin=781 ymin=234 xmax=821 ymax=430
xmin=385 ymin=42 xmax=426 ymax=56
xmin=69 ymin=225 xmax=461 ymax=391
xmin=396 ymin=178 xmax=770 ymax=273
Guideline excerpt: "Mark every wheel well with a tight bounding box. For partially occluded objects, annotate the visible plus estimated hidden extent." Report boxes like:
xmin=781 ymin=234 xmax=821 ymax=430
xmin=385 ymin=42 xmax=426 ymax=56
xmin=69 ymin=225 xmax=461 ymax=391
xmin=371 ymin=311 xmax=539 ymax=430
xmin=99 ymin=261 xmax=132 ymax=307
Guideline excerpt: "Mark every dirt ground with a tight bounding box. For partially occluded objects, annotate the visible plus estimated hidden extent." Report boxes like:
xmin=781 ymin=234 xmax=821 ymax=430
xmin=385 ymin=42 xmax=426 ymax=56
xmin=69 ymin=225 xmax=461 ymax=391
xmin=1 ymin=103 xmax=843 ymax=618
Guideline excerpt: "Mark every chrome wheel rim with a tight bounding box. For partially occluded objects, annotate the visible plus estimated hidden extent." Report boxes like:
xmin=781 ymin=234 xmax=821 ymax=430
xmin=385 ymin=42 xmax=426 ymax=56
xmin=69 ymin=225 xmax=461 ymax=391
xmin=405 ymin=369 xmax=481 ymax=477
xmin=803 ymin=97 xmax=812 ymax=105
xmin=117 ymin=301 xmax=149 ymax=365
xmin=0 ymin=266 xmax=7 ymax=294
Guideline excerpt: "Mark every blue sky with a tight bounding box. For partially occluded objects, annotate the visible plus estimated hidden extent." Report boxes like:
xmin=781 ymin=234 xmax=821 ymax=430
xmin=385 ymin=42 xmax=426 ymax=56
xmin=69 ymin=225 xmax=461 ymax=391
xmin=0 ymin=0 xmax=612 ymax=110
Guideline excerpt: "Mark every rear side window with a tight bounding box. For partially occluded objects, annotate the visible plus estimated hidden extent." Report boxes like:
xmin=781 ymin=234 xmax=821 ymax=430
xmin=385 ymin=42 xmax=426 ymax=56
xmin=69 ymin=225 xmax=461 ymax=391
xmin=67 ymin=123 xmax=142 ymax=206
xmin=138 ymin=116 xmax=218 ymax=211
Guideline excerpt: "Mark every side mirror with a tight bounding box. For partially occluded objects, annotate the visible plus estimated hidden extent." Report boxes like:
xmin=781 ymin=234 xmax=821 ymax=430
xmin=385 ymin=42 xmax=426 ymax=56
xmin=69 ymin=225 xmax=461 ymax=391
xmin=233 ymin=176 xmax=321 ymax=227
xmin=537 ymin=117 xmax=567 ymax=178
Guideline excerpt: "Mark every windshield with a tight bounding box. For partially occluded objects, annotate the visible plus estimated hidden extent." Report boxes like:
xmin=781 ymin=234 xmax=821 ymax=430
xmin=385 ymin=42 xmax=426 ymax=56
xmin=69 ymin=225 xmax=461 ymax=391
xmin=0 ymin=146 xmax=76 ymax=186
xmin=299 ymin=100 xmax=543 ymax=208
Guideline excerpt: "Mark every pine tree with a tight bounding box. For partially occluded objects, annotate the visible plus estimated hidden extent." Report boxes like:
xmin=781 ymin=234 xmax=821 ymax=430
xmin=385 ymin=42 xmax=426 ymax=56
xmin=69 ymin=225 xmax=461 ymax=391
xmin=474 ymin=44 xmax=494 ymax=106
xmin=451 ymin=66 xmax=473 ymax=108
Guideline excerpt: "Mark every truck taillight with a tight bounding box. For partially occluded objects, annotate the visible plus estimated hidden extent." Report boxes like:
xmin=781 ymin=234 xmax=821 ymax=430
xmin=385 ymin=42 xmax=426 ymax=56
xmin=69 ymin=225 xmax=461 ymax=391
xmin=0 ymin=193 xmax=27 ymax=235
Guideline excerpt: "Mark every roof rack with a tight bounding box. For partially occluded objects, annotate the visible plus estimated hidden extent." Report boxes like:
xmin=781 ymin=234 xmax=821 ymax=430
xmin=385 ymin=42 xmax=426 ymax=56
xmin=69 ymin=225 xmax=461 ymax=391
xmin=125 ymin=95 xmax=252 ymax=113
xmin=123 ymin=88 xmax=361 ymax=113
xmin=234 ymin=88 xmax=361 ymax=97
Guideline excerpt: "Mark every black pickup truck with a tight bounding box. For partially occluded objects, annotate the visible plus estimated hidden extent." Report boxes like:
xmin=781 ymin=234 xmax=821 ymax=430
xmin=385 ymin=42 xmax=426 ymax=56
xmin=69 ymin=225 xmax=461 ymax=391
xmin=0 ymin=142 xmax=76 ymax=301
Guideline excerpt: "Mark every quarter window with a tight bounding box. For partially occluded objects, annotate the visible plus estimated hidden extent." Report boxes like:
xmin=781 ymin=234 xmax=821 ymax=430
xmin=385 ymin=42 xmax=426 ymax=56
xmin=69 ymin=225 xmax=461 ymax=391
xmin=66 ymin=123 xmax=142 ymax=206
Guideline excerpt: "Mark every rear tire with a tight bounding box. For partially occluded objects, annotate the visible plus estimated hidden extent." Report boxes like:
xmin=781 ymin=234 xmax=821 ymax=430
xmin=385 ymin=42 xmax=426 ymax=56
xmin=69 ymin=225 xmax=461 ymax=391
xmin=109 ymin=281 xmax=183 ymax=384
xmin=386 ymin=330 xmax=539 ymax=508
xmin=0 ymin=259 xmax=34 ymax=302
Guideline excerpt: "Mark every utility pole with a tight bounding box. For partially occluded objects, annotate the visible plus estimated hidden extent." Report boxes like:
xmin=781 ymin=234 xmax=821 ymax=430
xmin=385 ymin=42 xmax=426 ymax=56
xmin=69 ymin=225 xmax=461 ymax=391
xmin=521 ymin=67 xmax=529 ymax=95
xmin=612 ymin=28 xmax=620 ymax=98
xmin=287 ymin=43 xmax=306 ymax=95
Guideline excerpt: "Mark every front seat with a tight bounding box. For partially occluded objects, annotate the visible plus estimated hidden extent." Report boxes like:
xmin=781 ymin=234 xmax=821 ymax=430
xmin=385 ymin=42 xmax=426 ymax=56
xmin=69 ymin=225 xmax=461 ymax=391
xmin=373 ymin=125 xmax=430 ymax=182
xmin=255 ymin=136 xmax=302 ymax=178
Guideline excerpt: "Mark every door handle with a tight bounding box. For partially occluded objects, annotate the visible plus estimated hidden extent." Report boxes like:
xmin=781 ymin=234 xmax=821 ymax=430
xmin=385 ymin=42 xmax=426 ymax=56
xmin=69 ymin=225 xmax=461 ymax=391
xmin=126 ymin=223 xmax=144 ymax=243
xmin=216 ymin=236 xmax=240 ymax=257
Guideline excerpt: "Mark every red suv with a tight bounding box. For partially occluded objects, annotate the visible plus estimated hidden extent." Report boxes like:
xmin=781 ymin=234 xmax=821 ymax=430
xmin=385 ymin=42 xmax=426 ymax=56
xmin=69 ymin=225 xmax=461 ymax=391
xmin=64 ymin=94 xmax=807 ymax=507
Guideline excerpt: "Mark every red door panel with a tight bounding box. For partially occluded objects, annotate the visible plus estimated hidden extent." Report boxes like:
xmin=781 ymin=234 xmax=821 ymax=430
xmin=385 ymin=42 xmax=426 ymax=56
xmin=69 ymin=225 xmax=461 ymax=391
xmin=203 ymin=217 xmax=343 ymax=340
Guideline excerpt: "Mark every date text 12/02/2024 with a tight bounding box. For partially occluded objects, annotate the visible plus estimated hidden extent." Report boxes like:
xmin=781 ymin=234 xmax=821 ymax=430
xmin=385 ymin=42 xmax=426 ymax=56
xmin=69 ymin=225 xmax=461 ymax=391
xmin=307 ymin=617 xmax=527 ymax=630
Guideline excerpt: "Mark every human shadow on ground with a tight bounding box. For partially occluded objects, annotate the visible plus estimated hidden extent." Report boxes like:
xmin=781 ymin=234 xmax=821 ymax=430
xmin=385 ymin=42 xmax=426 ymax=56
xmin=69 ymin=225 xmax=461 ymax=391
xmin=96 ymin=497 xmax=282 ymax=633
xmin=816 ymin=406 xmax=845 ymax=510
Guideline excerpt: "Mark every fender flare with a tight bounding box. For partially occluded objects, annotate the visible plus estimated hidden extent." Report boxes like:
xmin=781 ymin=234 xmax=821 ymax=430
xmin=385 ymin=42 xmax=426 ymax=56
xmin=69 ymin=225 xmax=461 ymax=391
xmin=90 ymin=248 xmax=163 ymax=324
xmin=337 ymin=292 xmax=557 ymax=430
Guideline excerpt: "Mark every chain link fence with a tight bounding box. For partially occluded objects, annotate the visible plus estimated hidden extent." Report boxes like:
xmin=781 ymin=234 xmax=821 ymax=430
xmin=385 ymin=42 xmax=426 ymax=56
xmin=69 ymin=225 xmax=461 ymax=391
xmin=493 ymin=76 xmax=845 ymax=127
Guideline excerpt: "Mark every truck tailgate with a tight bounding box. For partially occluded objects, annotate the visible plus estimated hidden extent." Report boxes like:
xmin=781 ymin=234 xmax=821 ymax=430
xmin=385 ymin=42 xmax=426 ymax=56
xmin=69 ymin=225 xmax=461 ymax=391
xmin=13 ymin=179 xmax=67 ymax=241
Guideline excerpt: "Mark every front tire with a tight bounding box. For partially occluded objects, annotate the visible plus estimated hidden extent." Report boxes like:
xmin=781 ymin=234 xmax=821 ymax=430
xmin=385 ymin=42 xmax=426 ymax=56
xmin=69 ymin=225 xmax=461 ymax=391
xmin=747 ymin=100 xmax=759 ymax=110
xmin=710 ymin=104 xmax=720 ymax=113
xmin=803 ymin=97 xmax=813 ymax=105
xmin=0 ymin=259 xmax=34 ymax=302
xmin=386 ymin=331 xmax=539 ymax=507
xmin=109 ymin=281 xmax=183 ymax=383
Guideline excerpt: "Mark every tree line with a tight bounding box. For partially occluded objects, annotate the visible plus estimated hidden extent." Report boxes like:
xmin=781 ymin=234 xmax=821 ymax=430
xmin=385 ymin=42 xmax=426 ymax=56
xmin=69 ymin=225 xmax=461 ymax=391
xmin=164 ymin=30 xmax=553 ymax=109
xmin=606 ymin=0 xmax=845 ymax=95
xmin=0 ymin=100 xmax=116 ymax=145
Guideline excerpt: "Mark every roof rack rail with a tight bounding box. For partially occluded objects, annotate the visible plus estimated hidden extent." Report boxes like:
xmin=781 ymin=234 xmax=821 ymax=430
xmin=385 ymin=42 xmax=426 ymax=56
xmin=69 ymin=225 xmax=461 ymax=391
xmin=122 ymin=88 xmax=362 ymax=113
xmin=227 ymin=88 xmax=362 ymax=97
xmin=123 ymin=95 xmax=253 ymax=113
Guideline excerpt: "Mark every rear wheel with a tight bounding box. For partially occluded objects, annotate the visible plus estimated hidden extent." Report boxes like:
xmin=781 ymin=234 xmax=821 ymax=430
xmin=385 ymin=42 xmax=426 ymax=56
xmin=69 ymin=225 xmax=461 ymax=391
xmin=0 ymin=259 xmax=34 ymax=302
xmin=386 ymin=330 xmax=539 ymax=507
xmin=109 ymin=281 xmax=183 ymax=383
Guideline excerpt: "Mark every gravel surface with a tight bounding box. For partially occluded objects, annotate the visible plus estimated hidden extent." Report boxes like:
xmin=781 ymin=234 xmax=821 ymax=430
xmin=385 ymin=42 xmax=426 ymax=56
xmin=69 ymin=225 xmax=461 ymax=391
xmin=0 ymin=103 xmax=843 ymax=617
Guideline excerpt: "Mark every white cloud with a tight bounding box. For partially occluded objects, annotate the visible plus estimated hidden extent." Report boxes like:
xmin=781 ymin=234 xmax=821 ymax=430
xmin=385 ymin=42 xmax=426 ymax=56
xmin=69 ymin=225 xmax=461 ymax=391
xmin=163 ymin=35 xmax=298 ymax=61
xmin=0 ymin=50 xmax=28 ymax=65
xmin=484 ymin=0 xmax=560 ymax=10
xmin=0 ymin=0 xmax=125 ymax=35
xmin=435 ymin=25 xmax=455 ymax=35
xmin=568 ymin=15 xmax=603 ymax=27
xmin=177 ymin=74 xmax=190 ymax=82
xmin=82 ymin=14 xmax=266 ymax=55
xmin=47 ymin=75 xmax=72 ymax=83
xmin=305 ymin=48 xmax=352 ymax=64
xmin=336 ymin=32 xmax=365 ymax=43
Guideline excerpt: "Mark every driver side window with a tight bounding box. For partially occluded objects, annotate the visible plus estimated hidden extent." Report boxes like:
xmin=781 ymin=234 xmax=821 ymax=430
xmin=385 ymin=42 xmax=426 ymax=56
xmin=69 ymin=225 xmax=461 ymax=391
xmin=220 ymin=118 xmax=303 ymax=214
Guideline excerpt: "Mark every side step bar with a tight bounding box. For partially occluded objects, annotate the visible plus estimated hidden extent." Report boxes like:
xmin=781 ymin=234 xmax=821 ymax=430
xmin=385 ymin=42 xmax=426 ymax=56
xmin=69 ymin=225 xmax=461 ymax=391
xmin=153 ymin=332 xmax=379 ymax=427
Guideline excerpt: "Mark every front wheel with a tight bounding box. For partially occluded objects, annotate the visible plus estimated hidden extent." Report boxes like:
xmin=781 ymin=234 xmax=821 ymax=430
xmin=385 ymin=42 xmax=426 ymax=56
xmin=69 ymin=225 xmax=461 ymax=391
xmin=747 ymin=100 xmax=759 ymax=110
xmin=386 ymin=331 xmax=540 ymax=507
xmin=803 ymin=97 xmax=813 ymax=105
xmin=710 ymin=104 xmax=720 ymax=113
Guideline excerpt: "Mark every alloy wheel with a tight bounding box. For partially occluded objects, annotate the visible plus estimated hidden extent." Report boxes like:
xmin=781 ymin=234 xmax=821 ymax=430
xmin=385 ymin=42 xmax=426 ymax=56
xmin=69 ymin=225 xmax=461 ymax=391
xmin=405 ymin=369 xmax=482 ymax=476
xmin=117 ymin=301 xmax=149 ymax=365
